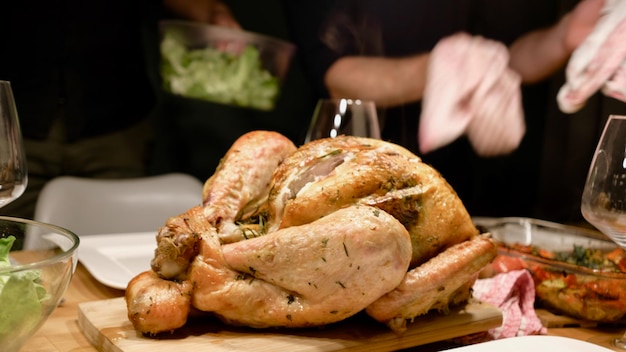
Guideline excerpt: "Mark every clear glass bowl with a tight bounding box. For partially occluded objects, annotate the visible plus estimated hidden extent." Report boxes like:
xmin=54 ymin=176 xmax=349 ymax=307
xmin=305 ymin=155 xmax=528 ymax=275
xmin=0 ymin=216 xmax=79 ymax=352
xmin=158 ymin=20 xmax=296 ymax=111
xmin=475 ymin=217 xmax=626 ymax=323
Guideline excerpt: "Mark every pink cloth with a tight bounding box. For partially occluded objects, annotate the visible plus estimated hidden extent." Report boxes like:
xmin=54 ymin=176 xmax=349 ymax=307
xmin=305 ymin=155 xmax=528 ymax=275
xmin=603 ymin=60 xmax=626 ymax=102
xmin=419 ymin=33 xmax=525 ymax=157
xmin=558 ymin=0 xmax=626 ymax=113
xmin=471 ymin=270 xmax=547 ymax=341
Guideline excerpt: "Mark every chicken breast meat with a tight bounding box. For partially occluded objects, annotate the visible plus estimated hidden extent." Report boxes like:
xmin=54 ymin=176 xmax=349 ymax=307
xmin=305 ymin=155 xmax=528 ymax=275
xmin=267 ymin=135 xmax=479 ymax=268
xmin=126 ymin=131 xmax=496 ymax=336
xmin=191 ymin=204 xmax=412 ymax=328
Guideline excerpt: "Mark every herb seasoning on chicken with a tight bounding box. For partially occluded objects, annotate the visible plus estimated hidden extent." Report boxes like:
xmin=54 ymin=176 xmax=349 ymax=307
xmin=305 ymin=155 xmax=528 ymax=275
xmin=125 ymin=131 xmax=496 ymax=335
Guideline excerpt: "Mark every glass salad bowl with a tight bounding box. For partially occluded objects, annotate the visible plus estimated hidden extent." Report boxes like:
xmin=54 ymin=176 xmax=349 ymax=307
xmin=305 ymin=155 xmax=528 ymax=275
xmin=0 ymin=216 xmax=79 ymax=352
xmin=159 ymin=20 xmax=296 ymax=111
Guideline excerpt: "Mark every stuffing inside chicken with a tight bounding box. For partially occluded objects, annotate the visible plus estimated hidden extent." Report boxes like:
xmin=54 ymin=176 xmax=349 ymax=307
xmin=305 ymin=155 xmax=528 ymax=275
xmin=126 ymin=131 xmax=496 ymax=336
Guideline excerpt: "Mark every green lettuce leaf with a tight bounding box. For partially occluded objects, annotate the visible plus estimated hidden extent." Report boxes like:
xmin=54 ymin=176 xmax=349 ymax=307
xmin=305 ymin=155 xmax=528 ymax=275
xmin=160 ymin=32 xmax=280 ymax=111
xmin=0 ymin=236 xmax=48 ymax=346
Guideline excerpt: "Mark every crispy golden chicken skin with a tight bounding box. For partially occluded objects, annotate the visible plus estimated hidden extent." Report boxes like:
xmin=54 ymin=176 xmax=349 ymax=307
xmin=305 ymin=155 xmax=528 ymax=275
xmin=266 ymin=135 xmax=479 ymax=267
xmin=150 ymin=131 xmax=296 ymax=280
xmin=126 ymin=270 xmax=193 ymax=335
xmin=127 ymin=131 xmax=494 ymax=336
xmin=190 ymin=205 xmax=412 ymax=328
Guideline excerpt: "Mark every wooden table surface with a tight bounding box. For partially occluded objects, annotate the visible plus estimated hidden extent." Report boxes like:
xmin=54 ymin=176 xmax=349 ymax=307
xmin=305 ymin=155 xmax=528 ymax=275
xmin=22 ymin=263 xmax=626 ymax=352
xmin=23 ymin=263 xmax=125 ymax=352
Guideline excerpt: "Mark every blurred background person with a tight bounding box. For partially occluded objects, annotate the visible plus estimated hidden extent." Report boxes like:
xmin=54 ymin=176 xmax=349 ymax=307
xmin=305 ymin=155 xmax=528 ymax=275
xmin=282 ymin=0 xmax=626 ymax=224
xmin=150 ymin=0 xmax=315 ymax=183
xmin=0 ymin=0 xmax=241 ymax=219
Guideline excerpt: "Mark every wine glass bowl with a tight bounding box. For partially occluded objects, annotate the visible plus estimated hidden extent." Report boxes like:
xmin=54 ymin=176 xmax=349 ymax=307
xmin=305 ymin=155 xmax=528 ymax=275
xmin=582 ymin=115 xmax=626 ymax=248
xmin=305 ymin=98 xmax=381 ymax=143
xmin=581 ymin=114 xmax=626 ymax=349
xmin=0 ymin=81 xmax=27 ymax=208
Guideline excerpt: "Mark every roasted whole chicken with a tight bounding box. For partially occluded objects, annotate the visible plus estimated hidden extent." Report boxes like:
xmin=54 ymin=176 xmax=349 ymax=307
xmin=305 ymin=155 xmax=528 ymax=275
xmin=125 ymin=131 xmax=497 ymax=335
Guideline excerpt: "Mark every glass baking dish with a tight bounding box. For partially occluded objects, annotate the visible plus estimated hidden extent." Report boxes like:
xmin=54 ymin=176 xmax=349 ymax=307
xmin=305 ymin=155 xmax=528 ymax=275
xmin=474 ymin=217 xmax=626 ymax=323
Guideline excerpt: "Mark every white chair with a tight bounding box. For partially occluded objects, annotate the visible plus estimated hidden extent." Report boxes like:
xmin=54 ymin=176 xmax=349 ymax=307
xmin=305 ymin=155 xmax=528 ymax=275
xmin=33 ymin=173 xmax=204 ymax=237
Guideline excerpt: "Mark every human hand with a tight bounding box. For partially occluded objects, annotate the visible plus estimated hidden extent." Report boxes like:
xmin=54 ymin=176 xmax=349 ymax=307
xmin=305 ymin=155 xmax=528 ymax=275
xmin=419 ymin=33 xmax=525 ymax=156
xmin=208 ymin=1 xmax=241 ymax=29
xmin=557 ymin=0 xmax=626 ymax=113
xmin=563 ymin=0 xmax=605 ymax=54
xmin=163 ymin=0 xmax=241 ymax=29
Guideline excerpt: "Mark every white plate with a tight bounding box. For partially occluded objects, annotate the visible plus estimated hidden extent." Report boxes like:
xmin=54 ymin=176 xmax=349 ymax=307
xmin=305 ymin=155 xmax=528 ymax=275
xmin=446 ymin=335 xmax=613 ymax=351
xmin=77 ymin=232 xmax=156 ymax=290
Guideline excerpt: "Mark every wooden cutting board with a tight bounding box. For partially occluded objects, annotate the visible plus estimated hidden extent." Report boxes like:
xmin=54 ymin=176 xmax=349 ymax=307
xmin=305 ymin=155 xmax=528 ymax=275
xmin=78 ymin=297 xmax=501 ymax=352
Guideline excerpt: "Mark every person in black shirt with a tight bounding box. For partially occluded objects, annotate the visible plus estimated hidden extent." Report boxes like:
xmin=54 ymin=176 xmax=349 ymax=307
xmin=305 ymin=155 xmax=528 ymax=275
xmin=0 ymin=0 xmax=239 ymax=219
xmin=282 ymin=0 xmax=626 ymax=223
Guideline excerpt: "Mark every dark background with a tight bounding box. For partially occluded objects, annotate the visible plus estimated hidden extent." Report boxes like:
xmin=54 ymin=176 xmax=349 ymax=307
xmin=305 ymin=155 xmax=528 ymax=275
xmin=147 ymin=0 xmax=317 ymax=182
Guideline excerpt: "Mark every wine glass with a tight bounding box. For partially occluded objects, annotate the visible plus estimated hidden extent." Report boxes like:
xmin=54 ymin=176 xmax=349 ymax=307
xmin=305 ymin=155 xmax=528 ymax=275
xmin=304 ymin=98 xmax=381 ymax=143
xmin=0 ymin=81 xmax=27 ymax=208
xmin=581 ymin=114 xmax=626 ymax=349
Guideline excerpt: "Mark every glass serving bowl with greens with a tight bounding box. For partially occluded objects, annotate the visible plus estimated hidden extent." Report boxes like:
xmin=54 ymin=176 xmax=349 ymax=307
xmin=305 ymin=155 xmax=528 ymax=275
xmin=0 ymin=216 xmax=79 ymax=352
xmin=159 ymin=20 xmax=296 ymax=111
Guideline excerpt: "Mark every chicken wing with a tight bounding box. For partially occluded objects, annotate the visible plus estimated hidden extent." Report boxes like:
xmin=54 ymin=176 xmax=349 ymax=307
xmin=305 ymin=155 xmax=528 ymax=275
xmin=151 ymin=131 xmax=296 ymax=279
